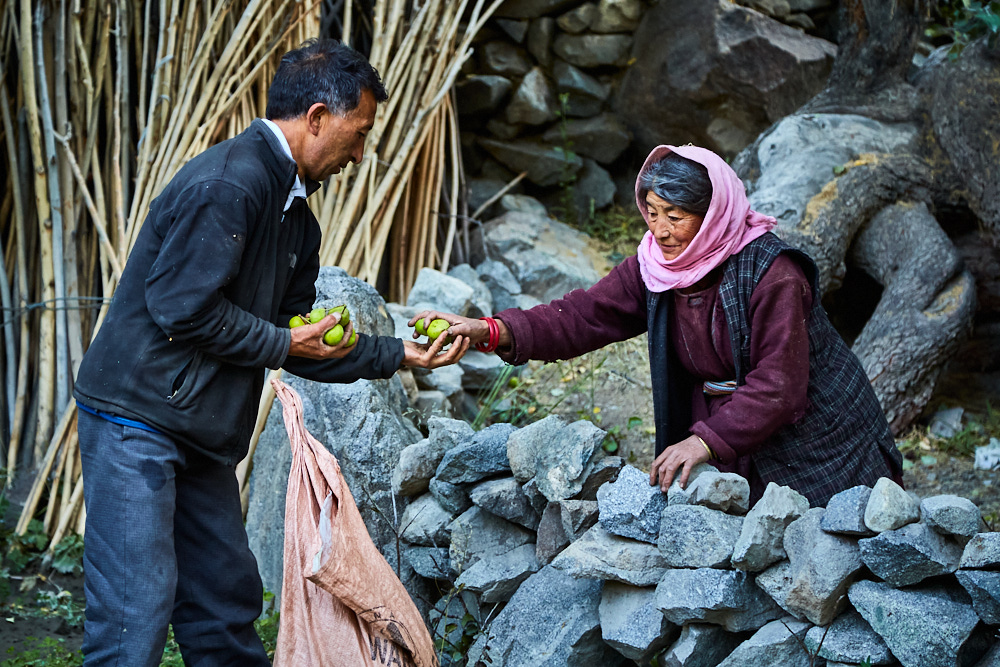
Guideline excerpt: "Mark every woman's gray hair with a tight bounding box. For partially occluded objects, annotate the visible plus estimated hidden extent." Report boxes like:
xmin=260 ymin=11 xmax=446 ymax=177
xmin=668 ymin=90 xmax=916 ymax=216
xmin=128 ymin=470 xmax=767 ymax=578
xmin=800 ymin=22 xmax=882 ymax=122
xmin=638 ymin=153 xmax=713 ymax=216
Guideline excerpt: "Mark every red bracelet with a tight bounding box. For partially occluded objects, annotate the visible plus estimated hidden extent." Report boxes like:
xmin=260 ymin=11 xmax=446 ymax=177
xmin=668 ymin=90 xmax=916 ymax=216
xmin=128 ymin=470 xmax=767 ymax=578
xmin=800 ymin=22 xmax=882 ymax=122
xmin=476 ymin=317 xmax=499 ymax=353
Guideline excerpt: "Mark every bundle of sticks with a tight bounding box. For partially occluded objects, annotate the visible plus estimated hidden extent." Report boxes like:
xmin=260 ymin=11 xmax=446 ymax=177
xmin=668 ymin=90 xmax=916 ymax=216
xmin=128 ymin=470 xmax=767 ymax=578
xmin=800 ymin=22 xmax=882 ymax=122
xmin=0 ymin=0 xmax=500 ymax=556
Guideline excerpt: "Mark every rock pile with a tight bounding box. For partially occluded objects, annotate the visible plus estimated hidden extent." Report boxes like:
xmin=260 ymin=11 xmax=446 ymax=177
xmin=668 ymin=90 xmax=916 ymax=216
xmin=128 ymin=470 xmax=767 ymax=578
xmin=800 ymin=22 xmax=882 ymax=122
xmin=394 ymin=422 xmax=1000 ymax=667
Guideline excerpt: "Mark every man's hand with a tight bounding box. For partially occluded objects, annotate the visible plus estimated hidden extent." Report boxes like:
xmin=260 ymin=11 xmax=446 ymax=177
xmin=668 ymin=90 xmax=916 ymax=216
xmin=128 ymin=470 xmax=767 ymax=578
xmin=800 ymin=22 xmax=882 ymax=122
xmin=401 ymin=333 xmax=470 ymax=368
xmin=649 ymin=435 xmax=712 ymax=492
xmin=287 ymin=313 xmax=357 ymax=360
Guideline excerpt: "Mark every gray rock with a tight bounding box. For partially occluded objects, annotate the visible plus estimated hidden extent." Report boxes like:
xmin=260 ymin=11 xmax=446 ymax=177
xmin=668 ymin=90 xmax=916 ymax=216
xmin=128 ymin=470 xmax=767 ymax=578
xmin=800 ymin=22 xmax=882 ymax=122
xmin=455 ymin=543 xmax=541 ymax=603
xmin=413 ymin=364 xmax=465 ymax=400
xmin=929 ymin=406 xmax=965 ymax=439
xmin=495 ymin=18 xmax=529 ymax=43
xmin=526 ymin=17 xmax=555 ymax=66
xmin=429 ymin=477 xmax=472 ymax=515
xmin=552 ymin=523 xmax=670 ymax=586
xmin=495 ymin=0 xmax=582 ymax=19
xmin=505 ymin=67 xmax=557 ymax=126
xmin=716 ymin=618 xmax=812 ymax=667
xmin=476 ymin=258 xmax=523 ymax=313
xmin=556 ymin=3 xmax=595 ymax=33
xmin=474 ymin=565 xmax=619 ymax=666
xmin=858 ymin=522 xmax=964 ymax=587
xmin=535 ymin=419 xmax=604 ymax=501
xmin=486 ymin=117 xmax=521 ymax=141
xmin=473 ymin=210 xmax=606 ymax=302
xmin=448 ymin=506 xmax=535 ymax=575
xmin=552 ymin=60 xmax=609 ymax=117
xmin=466 ymin=177 xmax=509 ymax=219
xmin=575 ymin=455 xmax=624 ymax=500
xmin=754 ymin=559 xmax=795 ymax=615
xmin=447 ymin=263 xmax=494 ymax=319
xmin=962 ymin=532 xmax=1000 ymax=569
xmin=778 ymin=508 xmax=864 ymax=624
xmin=573 ymin=159 xmax=616 ymax=218
xmin=600 ymin=582 xmax=678 ymax=663
xmin=667 ymin=464 xmax=750 ymax=514
xmin=400 ymin=493 xmax=455 ymax=547
xmin=956 ymin=570 xmax=1000 ymax=626
xmin=435 ymin=423 xmax=516 ymax=485
xmin=469 ymin=476 xmax=540 ymax=529
xmin=803 ymin=609 xmax=893 ymax=665
xmin=658 ymin=623 xmax=744 ymax=667
xmin=922 ymin=495 xmax=981 ymax=539
xmin=541 ymin=112 xmax=631 ymax=165
xmin=536 ymin=499 xmax=600 ymax=564
xmin=975 ymin=438 xmax=1000 ymax=472
xmin=406 ymin=267 xmax=475 ymax=316
xmin=618 ymin=1 xmax=837 ymax=157
xmin=411 ymin=390 xmax=453 ymax=424
xmin=405 ymin=546 xmax=452 ymax=580
xmin=598 ymin=464 xmax=668 ymax=543
xmin=552 ymin=33 xmax=632 ymax=68
xmin=591 ymin=0 xmax=643 ymax=33
xmin=658 ymin=505 xmax=744 ymax=569
xmin=656 ymin=568 xmax=786 ymax=633
xmin=732 ymin=482 xmax=810 ymax=572
xmin=865 ymin=477 xmax=921 ymax=533
xmin=498 ymin=193 xmax=549 ymax=217
xmin=849 ymin=580 xmax=982 ymax=667
xmin=821 ymin=485 xmax=876 ymax=536
xmin=456 ymin=349 xmax=507 ymax=391
xmin=507 ymin=414 xmax=567 ymax=482
xmin=478 ymin=138 xmax=583 ymax=188
xmin=247 ymin=287 xmax=418 ymax=603
xmin=521 ymin=477 xmax=549 ymax=516
xmin=393 ymin=438 xmax=440 ymax=497
xmin=481 ymin=40 xmax=532 ymax=77
xmin=456 ymin=74 xmax=513 ymax=116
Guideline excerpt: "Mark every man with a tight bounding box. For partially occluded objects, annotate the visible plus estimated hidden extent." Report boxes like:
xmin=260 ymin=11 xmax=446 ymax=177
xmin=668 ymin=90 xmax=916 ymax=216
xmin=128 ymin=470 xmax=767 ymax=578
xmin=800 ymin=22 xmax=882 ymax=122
xmin=72 ymin=39 xmax=467 ymax=665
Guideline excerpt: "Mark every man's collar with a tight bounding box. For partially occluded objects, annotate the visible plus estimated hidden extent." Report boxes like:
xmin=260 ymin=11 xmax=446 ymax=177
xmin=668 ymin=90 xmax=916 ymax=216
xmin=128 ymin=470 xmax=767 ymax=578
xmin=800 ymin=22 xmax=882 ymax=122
xmin=260 ymin=118 xmax=308 ymax=210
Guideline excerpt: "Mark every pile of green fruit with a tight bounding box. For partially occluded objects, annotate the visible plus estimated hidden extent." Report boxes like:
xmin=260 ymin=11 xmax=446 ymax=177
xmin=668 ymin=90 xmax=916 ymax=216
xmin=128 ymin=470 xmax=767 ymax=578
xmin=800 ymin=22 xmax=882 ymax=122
xmin=289 ymin=305 xmax=356 ymax=346
xmin=413 ymin=317 xmax=453 ymax=344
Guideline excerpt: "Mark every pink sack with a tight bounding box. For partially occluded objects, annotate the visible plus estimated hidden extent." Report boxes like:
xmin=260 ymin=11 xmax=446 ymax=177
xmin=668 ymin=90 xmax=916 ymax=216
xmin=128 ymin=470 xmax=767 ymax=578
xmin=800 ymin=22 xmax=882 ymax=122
xmin=272 ymin=379 xmax=438 ymax=667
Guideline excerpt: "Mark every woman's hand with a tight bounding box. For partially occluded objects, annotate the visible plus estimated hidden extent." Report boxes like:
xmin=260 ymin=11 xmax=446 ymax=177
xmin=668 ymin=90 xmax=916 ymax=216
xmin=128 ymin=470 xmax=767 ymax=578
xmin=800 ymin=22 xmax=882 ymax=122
xmin=408 ymin=311 xmax=490 ymax=346
xmin=649 ymin=435 xmax=712 ymax=492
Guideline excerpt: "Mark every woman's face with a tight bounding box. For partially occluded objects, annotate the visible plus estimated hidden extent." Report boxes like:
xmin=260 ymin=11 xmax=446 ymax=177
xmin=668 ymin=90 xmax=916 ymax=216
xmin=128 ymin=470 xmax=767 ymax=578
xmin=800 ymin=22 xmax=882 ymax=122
xmin=644 ymin=191 xmax=705 ymax=261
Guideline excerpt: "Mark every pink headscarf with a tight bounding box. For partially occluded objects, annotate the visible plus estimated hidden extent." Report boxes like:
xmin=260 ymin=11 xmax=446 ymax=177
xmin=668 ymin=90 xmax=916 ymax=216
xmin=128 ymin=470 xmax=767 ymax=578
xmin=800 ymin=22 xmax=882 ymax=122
xmin=635 ymin=145 xmax=776 ymax=292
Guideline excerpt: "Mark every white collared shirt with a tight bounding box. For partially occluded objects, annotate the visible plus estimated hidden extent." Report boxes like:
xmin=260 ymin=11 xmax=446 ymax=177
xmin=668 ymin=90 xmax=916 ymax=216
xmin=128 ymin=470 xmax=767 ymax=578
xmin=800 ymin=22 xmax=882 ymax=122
xmin=261 ymin=118 xmax=307 ymax=212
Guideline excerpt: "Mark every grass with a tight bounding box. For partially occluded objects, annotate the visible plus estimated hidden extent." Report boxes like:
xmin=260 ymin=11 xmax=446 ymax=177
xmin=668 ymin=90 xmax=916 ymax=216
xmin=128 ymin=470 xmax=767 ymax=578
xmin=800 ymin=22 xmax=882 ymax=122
xmin=898 ymin=401 xmax=1000 ymax=460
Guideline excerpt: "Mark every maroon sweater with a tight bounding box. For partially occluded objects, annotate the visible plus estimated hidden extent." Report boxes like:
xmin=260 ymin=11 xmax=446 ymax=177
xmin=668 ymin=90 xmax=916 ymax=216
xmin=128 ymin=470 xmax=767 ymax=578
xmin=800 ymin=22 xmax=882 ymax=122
xmin=496 ymin=254 xmax=811 ymax=473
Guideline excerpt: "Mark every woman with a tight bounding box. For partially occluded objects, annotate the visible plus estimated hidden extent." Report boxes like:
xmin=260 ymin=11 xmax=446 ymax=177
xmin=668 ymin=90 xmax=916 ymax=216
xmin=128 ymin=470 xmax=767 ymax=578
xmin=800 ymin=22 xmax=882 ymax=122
xmin=415 ymin=145 xmax=903 ymax=507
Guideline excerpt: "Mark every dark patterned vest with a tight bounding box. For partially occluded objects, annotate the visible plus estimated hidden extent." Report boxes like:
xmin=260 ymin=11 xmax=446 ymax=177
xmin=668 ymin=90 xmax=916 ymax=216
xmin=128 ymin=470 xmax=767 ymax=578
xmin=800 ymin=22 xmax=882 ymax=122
xmin=646 ymin=232 xmax=902 ymax=506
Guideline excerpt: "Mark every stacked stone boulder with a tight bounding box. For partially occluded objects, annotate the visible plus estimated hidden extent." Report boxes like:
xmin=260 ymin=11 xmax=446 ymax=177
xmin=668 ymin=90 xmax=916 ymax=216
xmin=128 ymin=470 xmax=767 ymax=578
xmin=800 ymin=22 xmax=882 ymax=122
xmin=394 ymin=431 xmax=1000 ymax=666
xmin=458 ymin=0 xmax=838 ymax=218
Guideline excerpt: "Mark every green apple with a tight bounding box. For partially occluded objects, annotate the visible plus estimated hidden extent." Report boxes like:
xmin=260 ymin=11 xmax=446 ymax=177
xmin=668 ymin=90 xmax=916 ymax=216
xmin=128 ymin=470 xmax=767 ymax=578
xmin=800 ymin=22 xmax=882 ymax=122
xmin=346 ymin=331 xmax=357 ymax=346
xmin=328 ymin=304 xmax=350 ymax=326
xmin=426 ymin=318 xmax=453 ymax=344
xmin=309 ymin=307 xmax=327 ymax=324
xmin=413 ymin=317 xmax=429 ymax=336
xmin=289 ymin=315 xmax=306 ymax=328
xmin=323 ymin=324 xmax=345 ymax=346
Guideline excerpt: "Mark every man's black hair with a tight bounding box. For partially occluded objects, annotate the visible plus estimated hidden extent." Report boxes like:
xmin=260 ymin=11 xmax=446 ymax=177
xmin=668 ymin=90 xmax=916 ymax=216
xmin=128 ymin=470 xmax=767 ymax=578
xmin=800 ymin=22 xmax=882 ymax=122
xmin=266 ymin=39 xmax=388 ymax=120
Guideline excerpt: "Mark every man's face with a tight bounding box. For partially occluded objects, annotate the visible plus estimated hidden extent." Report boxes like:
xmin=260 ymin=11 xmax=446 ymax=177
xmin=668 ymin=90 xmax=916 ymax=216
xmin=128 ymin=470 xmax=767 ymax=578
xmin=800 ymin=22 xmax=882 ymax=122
xmin=303 ymin=88 xmax=377 ymax=182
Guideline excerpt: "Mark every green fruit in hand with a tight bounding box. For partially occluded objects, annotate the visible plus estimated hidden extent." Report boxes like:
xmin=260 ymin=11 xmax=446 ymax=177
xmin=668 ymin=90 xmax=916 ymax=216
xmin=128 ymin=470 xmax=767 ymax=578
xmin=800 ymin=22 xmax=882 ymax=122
xmin=323 ymin=324 xmax=345 ymax=346
xmin=328 ymin=304 xmax=350 ymax=326
xmin=413 ymin=318 xmax=429 ymax=336
xmin=426 ymin=318 xmax=453 ymax=344
xmin=309 ymin=307 xmax=327 ymax=324
xmin=346 ymin=331 xmax=357 ymax=346
xmin=289 ymin=315 xmax=306 ymax=328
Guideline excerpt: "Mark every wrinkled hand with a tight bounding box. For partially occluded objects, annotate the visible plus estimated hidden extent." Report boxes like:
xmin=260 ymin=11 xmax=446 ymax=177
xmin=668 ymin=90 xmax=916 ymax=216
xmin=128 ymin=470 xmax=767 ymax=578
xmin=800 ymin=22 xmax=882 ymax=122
xmin=408 ymin=310 xmax=490 ymax=347
xmin=401 ymin=333 xmax=470 ymax=368
xmin=287 ymin=313 xmax=356 ymax=360
xmin=649 ymin=435 xmax=711 ymax=492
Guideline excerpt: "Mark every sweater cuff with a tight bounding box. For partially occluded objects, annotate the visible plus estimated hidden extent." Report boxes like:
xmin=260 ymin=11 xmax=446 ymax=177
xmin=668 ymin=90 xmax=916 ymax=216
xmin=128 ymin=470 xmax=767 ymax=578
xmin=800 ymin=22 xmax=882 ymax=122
xmin=268 ymin=326 xmax=293 ymax=370
xmin=494 ymin=308 xmax=532 ymax=365
xmin=690 ymin=421 xmax=735 ymax=465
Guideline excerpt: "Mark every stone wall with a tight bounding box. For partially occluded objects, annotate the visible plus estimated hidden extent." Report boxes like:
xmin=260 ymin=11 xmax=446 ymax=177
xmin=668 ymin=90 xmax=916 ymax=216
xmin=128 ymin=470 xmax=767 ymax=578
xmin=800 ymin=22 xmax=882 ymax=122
xmin=458 ymin=0 xmax=837 ymax=219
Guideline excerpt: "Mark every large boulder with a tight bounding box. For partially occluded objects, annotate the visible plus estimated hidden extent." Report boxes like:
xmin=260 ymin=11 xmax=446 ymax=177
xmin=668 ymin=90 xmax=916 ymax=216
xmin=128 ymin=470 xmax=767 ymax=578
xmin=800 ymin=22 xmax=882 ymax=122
xmin=655 ymin=568 xmax=785 ymax=632
xmin=731 ymin=482 xmax=809 ymax=572
xmin=552 ymin=523 xmax=670 ymax=587
xmin=617 ymin=0 xmax=836 ymax=156
xmin=600 ymin=582 xmax=678 ymax=663
xmin=247 ymin=270 xmax=419 ymax=603
xmin=472 ymin=210 xmax=608 ymax=302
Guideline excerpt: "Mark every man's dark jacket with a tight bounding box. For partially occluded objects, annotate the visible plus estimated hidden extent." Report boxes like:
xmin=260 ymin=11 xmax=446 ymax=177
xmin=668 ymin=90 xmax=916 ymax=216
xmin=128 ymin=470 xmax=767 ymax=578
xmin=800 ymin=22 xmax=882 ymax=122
xmin=74 ymin=120 xmax=404 ymax=465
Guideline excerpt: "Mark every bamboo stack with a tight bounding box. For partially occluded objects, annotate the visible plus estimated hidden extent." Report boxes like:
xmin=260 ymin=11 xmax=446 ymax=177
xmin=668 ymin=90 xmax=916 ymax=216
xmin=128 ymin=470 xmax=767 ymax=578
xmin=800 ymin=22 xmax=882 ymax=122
xmin=1 ymin=0 xmax=496 ymax=553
